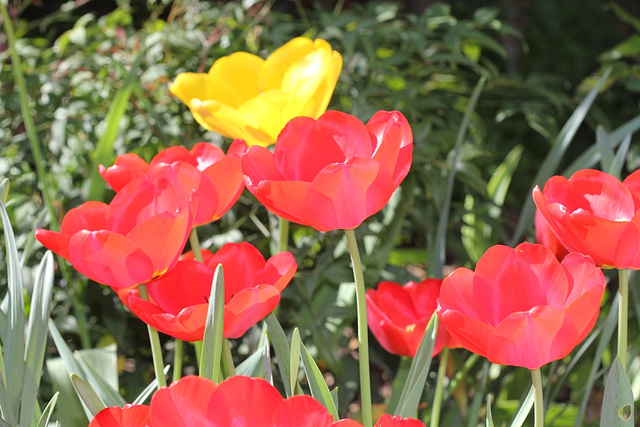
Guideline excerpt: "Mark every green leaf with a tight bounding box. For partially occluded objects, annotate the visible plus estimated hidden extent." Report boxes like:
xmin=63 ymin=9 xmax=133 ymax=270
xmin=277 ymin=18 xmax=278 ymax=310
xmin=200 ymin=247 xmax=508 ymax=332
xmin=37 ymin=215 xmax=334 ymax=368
xmin=199 ymin=264 xmax=225 ymax=383
xmin=485 ymin=394 xmax=494 ymax=427
xmin=1 ymin=201 xmax=24 ymax=424
xmin=510 ymin=68 xmax=612 ymax=246
xmin=429 ymin=75 xmax=487 ymax=277
xmin=87 ymin=49 xmax=146 ymax=201
xmin=0 ymin=179 xmax=8 ymax=204
xmin=262 ymin=334 xmax=273 ymax=385
xmin=395 ymin=313 xmax=437 ymax=417
xmin=609 ymin=134 xmax=632 ymax=179
xmin=509 ymin=385 xmax=534 ymax=427
xmin=36 ymin=392 xmax=59 ymax=427
xmin=596 ymin=126 xmax=615 ymax=175
xmin=600 ymin=356 xmax=634 ymax=426
xmin=299 ymin=343 xmax=339 ymax=421
xmin=289 ymin=328 xmax=301 ymax=396
xmin=70 ymin=374 xmax=106 ymax=417
xmin=264 ymin=313 xmax=294 ymax=397
xmin=20 ymin=251 xmax=55 ymax=427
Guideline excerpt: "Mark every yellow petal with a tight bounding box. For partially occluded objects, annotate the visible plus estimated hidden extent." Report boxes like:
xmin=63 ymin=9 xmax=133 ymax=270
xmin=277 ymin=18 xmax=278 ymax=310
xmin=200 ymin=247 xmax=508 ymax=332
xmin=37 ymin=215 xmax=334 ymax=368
xmin=207 ymin=52 xmax=264 ymax=107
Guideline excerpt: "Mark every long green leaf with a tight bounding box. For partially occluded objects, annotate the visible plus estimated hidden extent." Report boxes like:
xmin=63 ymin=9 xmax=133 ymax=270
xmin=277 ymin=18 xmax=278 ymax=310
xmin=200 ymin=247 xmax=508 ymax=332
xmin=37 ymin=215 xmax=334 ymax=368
xmin=20 ymin=251 xmax=55 ymax=427
xmin=510 ymin=68 xmax=612 ymax=245
xmin=600 ymin=356 xmax=634 ymax=426
xmin=87 ymin=49 xmax=146 ymax=201
xmin=574 ymin=293 xmax=619 ymax=427
xmin=70 ymin=374 xmax=106 ymax=417
xmin=509 ymin=386 xmax=535 ymax=427
xmin=565 ymin=114 xmax=640 ymax=176
xmin=300 ymin=343 xmax=339 ymax=421
xmin=485 ymin=394 xmax=494 ymax=427
xmin=36 ymin=392 xmax=59 ymax=427
xmin=199 ymin=264 xmax=225 ymax=383
xmin=1 ymin=201 xmax=24 ymax=424
xmin=609 ymin=134 xmax=632 ymax=179
xmin=395 ymin=313 xmax=438 ymax=417
xmin=264 ymin=313 xmax=294 ymax=397
xmin=429 ymin=75 xmax=486 ymax=277
xmin=289 ymin=328 xmax=301 ymax=396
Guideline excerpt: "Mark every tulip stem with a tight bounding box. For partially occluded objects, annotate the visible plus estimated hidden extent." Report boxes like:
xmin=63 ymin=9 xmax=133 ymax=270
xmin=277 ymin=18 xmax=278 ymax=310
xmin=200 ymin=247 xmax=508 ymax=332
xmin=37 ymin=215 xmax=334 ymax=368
xmin=222 ymin=338 xmax=236 ymax=378
xmin=344 ymin=228 xmax=373 ymax=427
xmin=138 ymin=285 xmax=167 ymax=389
xmin=531 ymin=368 xmax=544 ymax=427
xmin=189 ymin=228 xmax=204 ymax=262
xmin=277 ymin=217 xmax=290 ymax=253
xmin=431 ymin=347 xmax=449 ymax=427
xmin=618 ymin=268 xmax=629 ymax=369
xmin=172 ymin=339 xmax=183 ymax=382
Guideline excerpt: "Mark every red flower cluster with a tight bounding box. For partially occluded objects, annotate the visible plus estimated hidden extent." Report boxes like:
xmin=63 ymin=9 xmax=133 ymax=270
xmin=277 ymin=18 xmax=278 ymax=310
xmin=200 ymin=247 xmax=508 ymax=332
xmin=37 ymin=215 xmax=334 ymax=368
xmin=88 ymin=375 xmax=426 ymax=427
xmin=118 ymin=243 xmax=296 ymax=340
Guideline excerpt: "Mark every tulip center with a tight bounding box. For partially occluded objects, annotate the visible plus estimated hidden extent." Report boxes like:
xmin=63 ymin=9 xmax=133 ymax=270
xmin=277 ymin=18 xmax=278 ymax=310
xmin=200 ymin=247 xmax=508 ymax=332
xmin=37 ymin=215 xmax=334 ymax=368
xmin=405 ymin=324 xmax=416 ymax=333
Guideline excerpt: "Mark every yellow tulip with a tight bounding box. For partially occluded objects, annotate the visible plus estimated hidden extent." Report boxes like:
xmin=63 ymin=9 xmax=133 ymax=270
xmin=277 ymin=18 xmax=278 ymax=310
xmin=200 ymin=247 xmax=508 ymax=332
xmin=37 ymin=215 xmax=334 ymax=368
xmin=170 ymin=37 xmax=343 ymax=147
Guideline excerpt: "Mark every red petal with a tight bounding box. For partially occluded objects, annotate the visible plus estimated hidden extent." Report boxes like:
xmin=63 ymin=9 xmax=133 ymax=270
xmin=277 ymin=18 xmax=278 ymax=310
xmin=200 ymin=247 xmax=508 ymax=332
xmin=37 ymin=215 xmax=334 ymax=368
xmin=254 ymin=251 xmax=298 ymax=292
xmin=35 ymin=229 xmax=71 ymax=261
xmin=206 ymin=242 xmax=266 ymax=300
xmin=270 ymin=395 xmax=334 ymax=427
xmin=224 ymin=285 xmax=280 ymax=338
xmin=68 ymin=230 xmax=153 ymax=288
xmin=89 ymin=404 xmax=151 ymax=427
xmin=150 ymin=376 xmax=217 ymax=427
xmin=60 ymin=201 xmax=109 ymax=235
xmin=368 ymin=111 xmax=413 ymax=186
xmin=200 ymin=154 xmax=244 ymax=221
xmin=150 ymin=146 xmax=198 ymax=167
xmin=127 ymin=297 xmax=207 ymax=341
xmin=375 ymin=414 xmax=426 ymax=427
xmin=303 ymin=158 xmax=394 ymax=231
xmin=487 ymin=306 xmax=577 ymax=369
xmin=273 ymin=113 xmax=372 ymax=182
xmin=241 ymin=146 xmax=285 ymax=192
xmin=146 ymin=260 xmax=213 ymax=313
xmin=205 ymin=376 xmax=283 ymax=427
xmin=100 ymin=154 xmax=149 ymax=192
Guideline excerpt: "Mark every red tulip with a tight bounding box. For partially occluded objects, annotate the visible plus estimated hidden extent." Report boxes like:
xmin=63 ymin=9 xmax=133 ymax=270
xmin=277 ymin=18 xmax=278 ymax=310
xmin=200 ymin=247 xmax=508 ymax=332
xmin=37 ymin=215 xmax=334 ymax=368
xmin=35 ymin=178 xmax=192 ymax=289
xmin=89 ymin=404 xmax=150 ymax=427
xmin=333 ymin=415 xmax=425 ymax=427
xmin=437 ymin=243 xmax=606 ymax=369
xmin=366 ymin=279 xmax=458 ymax=357
xmin=150 ymin=375 xmax=341 ymax=427
xmin=533 ymin=168 xmax=640 ymax=269
xmin=241 ymin=110 xmax=413 ymax=231
xmin=120 ymin=242 xmax=297 ymax=340
xmin=100 ymin=140 xmax=247 ymax=226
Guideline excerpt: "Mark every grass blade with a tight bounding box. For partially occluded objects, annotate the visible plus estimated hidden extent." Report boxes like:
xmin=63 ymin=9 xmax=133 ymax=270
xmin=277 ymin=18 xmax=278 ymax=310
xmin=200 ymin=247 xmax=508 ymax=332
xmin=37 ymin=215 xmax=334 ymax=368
xmin=264 ymin=313 xmax=294 ymax=397
xmin=289 ymin=328 xmax=301 ymax=396
xmin=87 ymin=49 xmax=146 ymax=202
xmin=199 ymin=264 xmax=225 ymax=383
xmin=509 ymin=385 xmax=535 ymax=427
xmin=300 ymin=342 xmax=339 ymax=421
xmin=20 ymin=251 xmax=55 ymax=427
xmin=70 ymin=374 xmax=106 ymax=417
xmin=429 ymin=75 xmax=487 ymax=277
xmin=395 ymin=313 xmax=438 ymax=417
xmin=36 ymin=392 xmax=59 ymax=427
xmin=1 ymin=201 xmax=24 ymax=423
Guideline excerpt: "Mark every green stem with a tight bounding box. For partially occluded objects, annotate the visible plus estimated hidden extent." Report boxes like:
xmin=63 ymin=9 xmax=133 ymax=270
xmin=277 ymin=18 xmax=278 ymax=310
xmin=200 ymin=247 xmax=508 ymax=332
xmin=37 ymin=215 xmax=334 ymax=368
xmin=138 ymin=285 xmax=167 ymax=388
xmin=344 ymin=229 xmax=372 ymax=427
xmin=194 ymin=341 xmax=203 ymax=369
xmin=277 ymin=217 xmax=290 ymax=253
xmin=189 ymin=228 xmax=203 ymax=262
xmin=618 ymin=268 xmax=629 ymax=369
xmin=222 ymin=339 xmax=236 ymax=378
xmin=0 ymin=2 xmax=58 ymax=231
xmin=172 ymin=339 xmax=183 ymax=382
xmin=531 ymin=368 xmax=544 ymax=427
xmin=431 ymin=347 xmax=449 ymax=427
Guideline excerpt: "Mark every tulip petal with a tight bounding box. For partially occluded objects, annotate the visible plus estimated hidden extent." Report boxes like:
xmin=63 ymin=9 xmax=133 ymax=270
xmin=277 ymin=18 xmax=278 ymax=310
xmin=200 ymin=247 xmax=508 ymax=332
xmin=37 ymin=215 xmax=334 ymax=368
xmin=303 ymin=158 xmax=394 ymax=231
xmin=205 ymin=376 xmax=283 ymax=427
xmin=254 ymin=251 xmax=298 ymax=292
xmin=207 ymin=52 xmax=263 ymax=107
xmin=270 ymin=395 xmax=334 ymax=427
xmin=35 ymin=229 xmax=72 ymax=261
xmin=150 ymin=376 xmax=217 ymax=427
xmin=487 ymin=306 xmax=578 ymax=369
xmin=437 ymin=309 xmax=492 ymax=358
xmin=69 ymin=230 xmax=153 ymax=289
xmin=127 ymin=297 xmax=207 ymax=341
xmin=368 ymin=111 xmax=413 ymax=186
xmin=150 ymin=146 xmax=198 ymax=167
xmin=145 ymin=260 xmax=213 ymax=313
xmin=89 ymin=404 xmax=151 ymax=427
xmin=60 ymin=201 xmax=109 ymax=235
xmin=224 ymin=285 xmax=281 ymax=339
xmin=99 ymin=153 xmax=149 ymax=192
xmin=376 ymin=414 xmax=427 ymax=427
